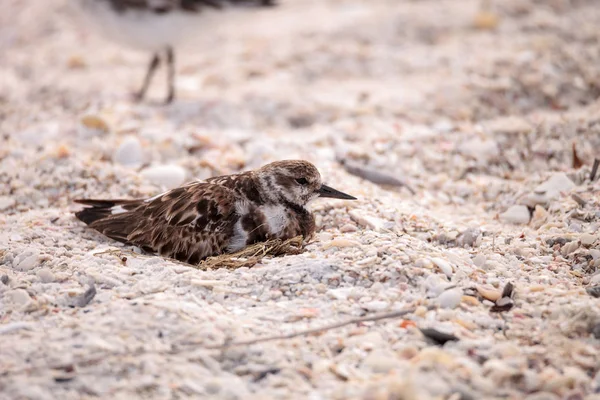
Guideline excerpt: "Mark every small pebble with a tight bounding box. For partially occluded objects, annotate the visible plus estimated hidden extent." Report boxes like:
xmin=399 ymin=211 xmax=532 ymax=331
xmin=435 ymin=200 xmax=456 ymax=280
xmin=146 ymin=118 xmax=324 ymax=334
xmin=329 ymin=363 xmax=351 ymax=381
xmin=580 ymin=233 xmax=597 ymax=246
xmin=457 ymin=227 xmax=480 ymax=247
xmin=500 ymin=282 xmax=514 ymax=298
xmin=477 ymin=285 xmax=501 ymax=302
xmin=569 ymin=223 xmax=582 ymax=232
xmin=0 ymin=322 xmax=33 ymax=335
xmin=0 ymin=196 xmax=16 ymax=211
xmin=560 ymin=241 xmax=579 ymax=256
xmin=530 ymin=205 xmax=548 ymax=229
xmin=339 ymin=223 xmax=357 ymax=233
xmin=592 ymin=323 xmax=600 ymax=339
xmin=458 ymin=137 xmax=499 ymax=162
xmin=78 ymin=115 xmax=109 ymax=137
xmin=6 ymin=289 xmax=32 ymax=305
xmin=431 ymin=257 xmax=453 ymax=278
xmin=500 ymin=205 xmax=530 ymax=225
xmin=13 ymin=249 xmax=40 ymax=271
xmin=67 ymin=54 xmax=87 ymax=69
xmin=204 ymin=379 xmax=222 ymax=395
xmin=462 ymin=295 xmax=479 ymax=306
xmin=424 ymin=274 xmax=451 ymax=296
xmin=588 ymin=274 xmax=600 ymax=285
xmin=318 ymin=232 xmax=333 ymax=242
xmin=362 ymin=350 xmax=398 ymax=373
xmin=534 ymin=173 xmax=575 ymax=199
xmin=72 ymin=285 xmax=97 ymax=308
xmin=419 ymin=328 xmax=459 ymax=345
xmin=322 ymin=238 xmax=360 ymax=250
xmin=113 ymin=136 xmax=143 ymax=167
xmin=491 ymin=297 xmax=514 ymax=313
xmin=362 ymin=301 xmax=389 ymax=312
xmin=140 ymin=165 xmax=187 ymax=189
xmin=472 ymin=254 xmax=486 ymax=267
xmin=349 ymin=209 xmax=385 ymax=231
xmin=586 ymin=286 xmax=600 ymax=298
xmin=37 ymin=268 xmax=55 ymax=283
xmin=437 ymin=289 xmax=463 ymax=309
xmin=473 ymin=11 xmax=499 ymax=30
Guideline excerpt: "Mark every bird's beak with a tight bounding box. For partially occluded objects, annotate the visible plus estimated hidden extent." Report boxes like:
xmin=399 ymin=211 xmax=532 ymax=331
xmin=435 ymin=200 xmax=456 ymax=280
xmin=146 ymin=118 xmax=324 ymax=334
xmin=317 ymin=184 xmax=357 ymax=200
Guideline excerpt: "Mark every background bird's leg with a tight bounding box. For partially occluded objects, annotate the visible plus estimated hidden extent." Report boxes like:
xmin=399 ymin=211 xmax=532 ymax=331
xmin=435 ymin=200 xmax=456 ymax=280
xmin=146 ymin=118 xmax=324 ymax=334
xmin=135 ymin=53 xmax=160 ymax=101
xmin=165 ymin=46 xmax=175 ymax=104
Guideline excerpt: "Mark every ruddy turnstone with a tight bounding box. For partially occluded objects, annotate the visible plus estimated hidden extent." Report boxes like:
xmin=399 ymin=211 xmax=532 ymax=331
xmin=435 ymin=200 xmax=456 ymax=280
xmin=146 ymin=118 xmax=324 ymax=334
xmin=73 ymin=0 xmax=276 ymax=103
xmin=75 ymin=160 xmax=356 ymax=264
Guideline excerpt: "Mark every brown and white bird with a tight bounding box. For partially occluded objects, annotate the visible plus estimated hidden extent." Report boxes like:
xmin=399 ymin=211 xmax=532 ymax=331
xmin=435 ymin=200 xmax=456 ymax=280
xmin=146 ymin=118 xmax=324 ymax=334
xmin=73 ymin=0 xmax=276 ymax=103
xmin=75 ymin=160 xmax=356 ymax=264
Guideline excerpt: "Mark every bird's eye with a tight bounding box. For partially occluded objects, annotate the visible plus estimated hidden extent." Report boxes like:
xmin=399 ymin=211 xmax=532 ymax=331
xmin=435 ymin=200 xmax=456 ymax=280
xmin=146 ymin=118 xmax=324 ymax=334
xmin=295 ymin=178 xmax=309 ymax=185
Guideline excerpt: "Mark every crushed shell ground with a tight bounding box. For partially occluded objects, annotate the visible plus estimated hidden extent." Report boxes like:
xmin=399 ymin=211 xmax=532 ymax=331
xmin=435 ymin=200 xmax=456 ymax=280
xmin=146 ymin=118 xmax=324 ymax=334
xmin=1 ymin=0 xmax=600 ymax=399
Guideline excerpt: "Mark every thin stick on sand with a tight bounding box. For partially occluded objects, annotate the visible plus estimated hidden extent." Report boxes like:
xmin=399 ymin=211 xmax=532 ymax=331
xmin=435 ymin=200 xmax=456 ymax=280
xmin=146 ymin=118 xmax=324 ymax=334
xmin=337 ymin=157 xmax=416 ymax=195
xmin=206 ymin=307 xmax=419 ymax=349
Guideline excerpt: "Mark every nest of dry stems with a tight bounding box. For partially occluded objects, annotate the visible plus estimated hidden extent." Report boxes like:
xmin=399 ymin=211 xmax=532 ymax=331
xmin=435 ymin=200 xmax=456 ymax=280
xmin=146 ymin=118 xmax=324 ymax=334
xmin=194 ymin=236 xmax=305 ymax=270
xmin=93 ymin=236 xmax=305 ymax=270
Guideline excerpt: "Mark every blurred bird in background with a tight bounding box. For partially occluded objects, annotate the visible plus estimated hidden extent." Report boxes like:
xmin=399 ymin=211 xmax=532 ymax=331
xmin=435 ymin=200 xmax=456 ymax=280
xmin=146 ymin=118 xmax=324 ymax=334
xmin=73 ymin=0 xmax=276 ymax=103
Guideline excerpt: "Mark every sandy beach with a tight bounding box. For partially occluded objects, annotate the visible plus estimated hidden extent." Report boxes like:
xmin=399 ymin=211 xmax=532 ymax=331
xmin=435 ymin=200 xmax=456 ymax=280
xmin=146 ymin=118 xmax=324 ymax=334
xmin=1 ymin=0 xmax=599 ymax=398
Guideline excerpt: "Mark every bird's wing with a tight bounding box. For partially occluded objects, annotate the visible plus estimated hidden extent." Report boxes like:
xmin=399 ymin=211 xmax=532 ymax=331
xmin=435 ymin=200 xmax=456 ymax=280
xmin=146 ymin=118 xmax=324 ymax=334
xmin=76 ymin=182 xmax=241 ymax=264
xmin=107 ymin=0 xmax=275 ymax=13
xmin=180 ymin=0 xmax=277 ymax=11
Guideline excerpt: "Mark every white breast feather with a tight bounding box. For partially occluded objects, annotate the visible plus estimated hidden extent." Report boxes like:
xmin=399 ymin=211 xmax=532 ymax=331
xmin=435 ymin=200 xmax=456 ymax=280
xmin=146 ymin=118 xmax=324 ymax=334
xmin=261 ymin=204 xmax=288 ymax=236
xmin=226 ymin=200 xmax=251 ymax=252
xmin=227 ymin=218 xmax=248 ymax=252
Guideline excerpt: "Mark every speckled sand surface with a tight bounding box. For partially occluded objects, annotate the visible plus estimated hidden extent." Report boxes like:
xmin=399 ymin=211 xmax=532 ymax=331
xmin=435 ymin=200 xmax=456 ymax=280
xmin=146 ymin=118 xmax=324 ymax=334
xmin=1 ymin=0 xmax=600 ymax=399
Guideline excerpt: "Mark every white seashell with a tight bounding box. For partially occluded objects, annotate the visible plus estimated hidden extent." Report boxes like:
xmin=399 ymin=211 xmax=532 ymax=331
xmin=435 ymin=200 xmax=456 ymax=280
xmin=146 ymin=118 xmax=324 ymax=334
xmin=500 ymin=205 xmax=530 ymax=225
xmin=140 ymin=164 xmax=187 ymax=189
xmin=431 ymin=257 xmax=453 ymax=278
xmin=113 ymin=136 xmax=144 ymax=167
xmin=437 ymin=289 xmax=463 ymax=309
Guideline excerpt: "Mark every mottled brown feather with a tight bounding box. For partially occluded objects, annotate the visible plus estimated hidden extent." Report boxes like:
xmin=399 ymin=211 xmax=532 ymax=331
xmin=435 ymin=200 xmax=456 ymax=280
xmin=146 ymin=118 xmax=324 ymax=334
xmin=75 ymin=160 xmax=354 ymax=264
xmin=78 ymin=183 xmax=240 ymax=263
xmin=105 ymin=0 xmax=276 ymax=13
xmin=205 ymin=172 xmax=264 ymax=203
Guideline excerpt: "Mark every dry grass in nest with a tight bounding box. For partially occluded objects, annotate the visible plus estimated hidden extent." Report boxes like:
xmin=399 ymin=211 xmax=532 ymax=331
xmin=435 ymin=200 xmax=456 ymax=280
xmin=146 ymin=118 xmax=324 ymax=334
xmin=194 ymin=236 xmax=305 ymax=270
xmin=92 ymin=236 xmax=305 ymax=270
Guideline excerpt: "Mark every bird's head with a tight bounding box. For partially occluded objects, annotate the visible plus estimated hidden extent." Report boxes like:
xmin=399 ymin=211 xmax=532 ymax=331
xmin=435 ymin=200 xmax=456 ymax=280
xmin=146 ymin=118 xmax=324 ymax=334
xmin=255 ymin=160 xmax=356 ymax=206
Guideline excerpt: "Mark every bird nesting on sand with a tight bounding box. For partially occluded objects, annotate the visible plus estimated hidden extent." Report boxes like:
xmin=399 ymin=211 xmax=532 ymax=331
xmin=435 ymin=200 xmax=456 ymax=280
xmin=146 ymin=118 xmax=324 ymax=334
xmin=73 ymin=0 xmax=276 ymax=103
xmin=75 ymin=160 xmax=356 ymax=264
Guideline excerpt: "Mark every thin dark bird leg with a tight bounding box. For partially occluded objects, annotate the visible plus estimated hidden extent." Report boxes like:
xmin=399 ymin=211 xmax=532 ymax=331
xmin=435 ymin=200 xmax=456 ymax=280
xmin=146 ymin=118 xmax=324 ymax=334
xmin=135 ymin=53 xmax=160 ymax=101
xmin=590 ymin=158 xmax=600 ymax=181
xmin=165 ymin=46 xmax=175 ymax=104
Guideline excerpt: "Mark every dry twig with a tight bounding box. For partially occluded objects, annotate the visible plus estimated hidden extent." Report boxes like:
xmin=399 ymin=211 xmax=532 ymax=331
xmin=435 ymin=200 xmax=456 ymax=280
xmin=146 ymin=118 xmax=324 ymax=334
xmin=206 ymin=307 xmax=419 ymax=349
xmin=337 ymin=157 xmax=416 ymax=195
